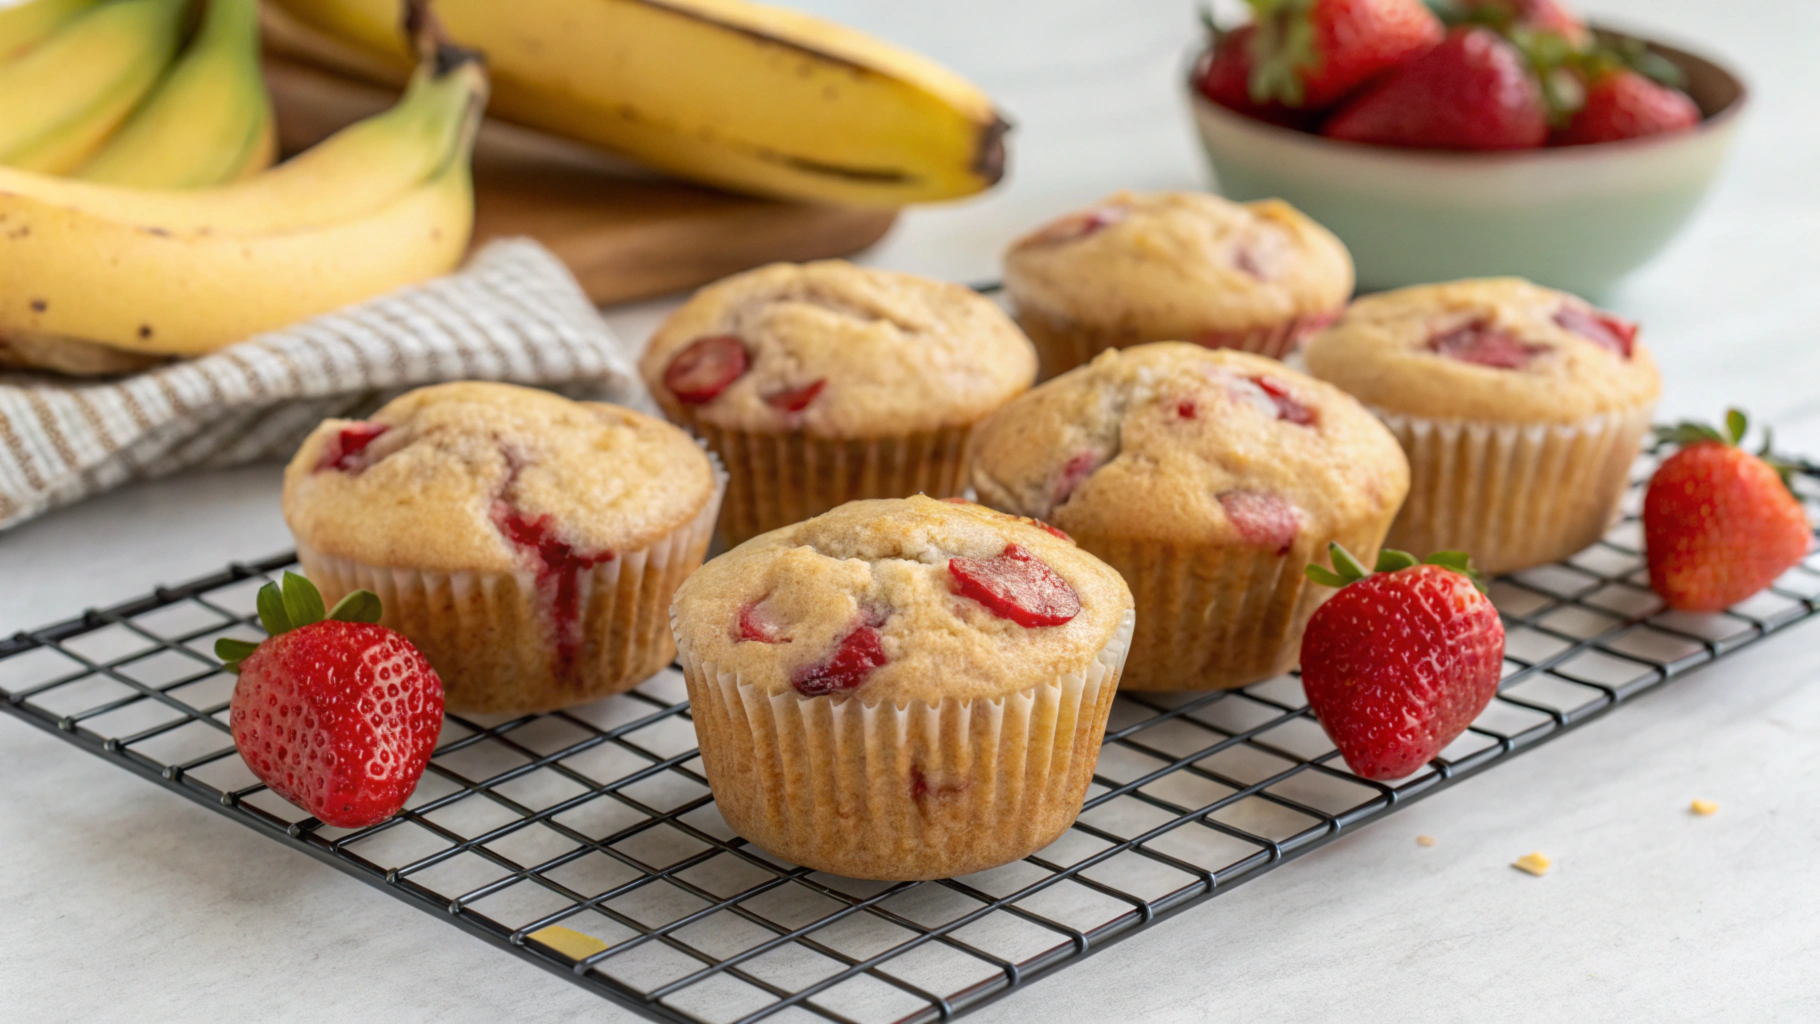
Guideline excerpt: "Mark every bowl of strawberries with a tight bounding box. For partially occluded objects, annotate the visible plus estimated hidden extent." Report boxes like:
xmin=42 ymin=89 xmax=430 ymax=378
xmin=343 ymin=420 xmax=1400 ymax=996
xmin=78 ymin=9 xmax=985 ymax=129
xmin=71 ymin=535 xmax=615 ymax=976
xmin=1187 ymin=0 xmax=1746 ymax=297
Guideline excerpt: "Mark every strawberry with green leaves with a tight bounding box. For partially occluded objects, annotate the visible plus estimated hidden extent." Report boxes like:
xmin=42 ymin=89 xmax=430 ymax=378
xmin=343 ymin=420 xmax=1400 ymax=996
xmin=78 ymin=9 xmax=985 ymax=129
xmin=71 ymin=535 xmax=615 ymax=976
xmin=1322 ymin=26 xmax=1548 ymax=149
xmin=1195 ymin=25 xmax=1309 ymax=128
xmin=1242 ymin=0 xmax=1444 ymax=110
xmin=1301 ymin=545 xmax=1505 ymax=781
xmin=1555 ymin=66 xmax=1701 ymax=145
xmin=1644 ymin=410 xmax=1811 ymax=613
xmin=217 ymin=573 xmax=444 ymax=829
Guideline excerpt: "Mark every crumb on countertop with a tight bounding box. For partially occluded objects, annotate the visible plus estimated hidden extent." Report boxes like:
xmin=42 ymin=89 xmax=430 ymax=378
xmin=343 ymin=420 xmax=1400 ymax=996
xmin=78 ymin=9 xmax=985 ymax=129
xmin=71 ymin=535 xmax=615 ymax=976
xmin=1512 ymin=851 xmax=1552 ymax=876
xmin=1691 ymin=799 xmax=1719 ymax=816
xmin=1416 ymin=835 xmax=1436 ymax=847
xmin=528 ymin=925 xmax=609 ymax=961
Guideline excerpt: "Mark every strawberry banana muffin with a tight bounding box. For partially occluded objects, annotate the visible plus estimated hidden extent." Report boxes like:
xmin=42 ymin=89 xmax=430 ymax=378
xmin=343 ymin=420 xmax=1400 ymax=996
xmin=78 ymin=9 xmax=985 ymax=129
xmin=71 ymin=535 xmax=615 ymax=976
xmin=640 ymin=260 xmax=1037 ymax=546
xmin=671 ymin=495 xmax=1134 ymax=880
xmin=1302 ymin=278 xmax=1661 ymax=574
xmin=1002 ymin=190 xmax=1353 ymax=377
xmin=283 ymin=382 xmax=723 ymax=715
xmin=969 ymin=343 xmax=1408 ymax=690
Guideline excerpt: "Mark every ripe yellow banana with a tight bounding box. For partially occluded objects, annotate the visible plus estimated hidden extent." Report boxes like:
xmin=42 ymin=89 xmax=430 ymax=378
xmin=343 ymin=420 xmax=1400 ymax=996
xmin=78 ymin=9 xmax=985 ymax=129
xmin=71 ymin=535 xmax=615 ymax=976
xmin=266 ymin=0 xmax=1010 ymax=207
xmin=0 ymin=0 xmax=101 ymax=59
xmin=0 ymin=46 xmax=486 ymax=359
xmin=0 ymin=0 xmax=188 ymax=173
xmin=0 ymin=56 xmax=481 ymax=231
xmin=77 ymin=0 xmax=277 ymax=187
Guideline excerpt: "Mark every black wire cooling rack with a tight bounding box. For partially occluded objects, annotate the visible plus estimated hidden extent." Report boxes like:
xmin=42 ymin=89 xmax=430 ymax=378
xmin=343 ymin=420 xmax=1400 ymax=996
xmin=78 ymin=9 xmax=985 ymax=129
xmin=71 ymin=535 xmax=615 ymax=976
xmin=4 ymin=453 xmax=1820 ymax=1024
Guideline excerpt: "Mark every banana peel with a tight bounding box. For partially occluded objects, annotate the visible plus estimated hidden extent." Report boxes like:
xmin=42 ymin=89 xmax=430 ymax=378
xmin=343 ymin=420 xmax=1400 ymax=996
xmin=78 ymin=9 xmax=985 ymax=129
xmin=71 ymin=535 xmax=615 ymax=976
xmin=265 ymin=0 xmax=1011 ymax=207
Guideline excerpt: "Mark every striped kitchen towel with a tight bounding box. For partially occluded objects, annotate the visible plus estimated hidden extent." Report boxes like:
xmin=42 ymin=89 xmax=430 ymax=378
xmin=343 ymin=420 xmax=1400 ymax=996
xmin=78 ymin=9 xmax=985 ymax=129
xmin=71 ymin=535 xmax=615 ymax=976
xmin=0 ymin=238 xmax=652 ymax=532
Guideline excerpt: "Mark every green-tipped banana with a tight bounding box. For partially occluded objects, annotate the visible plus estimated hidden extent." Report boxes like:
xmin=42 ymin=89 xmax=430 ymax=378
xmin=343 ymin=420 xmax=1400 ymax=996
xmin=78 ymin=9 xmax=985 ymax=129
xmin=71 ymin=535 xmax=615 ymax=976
xmin=0 ymin=0 xmax=101 ymax=60
xmin=78 ymin=0 xmax=276 ymax=187
xmin=0 ymin=0 xmax=188 ymax=173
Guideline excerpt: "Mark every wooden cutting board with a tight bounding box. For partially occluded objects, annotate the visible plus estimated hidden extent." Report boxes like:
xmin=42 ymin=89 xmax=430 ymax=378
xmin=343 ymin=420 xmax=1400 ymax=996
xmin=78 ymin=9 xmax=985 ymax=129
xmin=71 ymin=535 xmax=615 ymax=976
xmin=263 ymin=56 xmax=899 ymax=307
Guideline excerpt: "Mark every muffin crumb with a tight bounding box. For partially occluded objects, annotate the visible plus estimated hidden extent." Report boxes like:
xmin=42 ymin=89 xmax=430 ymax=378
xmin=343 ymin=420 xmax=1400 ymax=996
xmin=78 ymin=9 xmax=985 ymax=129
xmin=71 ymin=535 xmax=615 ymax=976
xmin=1416 ymin=835 xmax=1437 ymax=847
xmin=1512 ymin=851 xmax=1552 ymax=876
xmin=1690 ymin=799 xmax=1719 ymax=816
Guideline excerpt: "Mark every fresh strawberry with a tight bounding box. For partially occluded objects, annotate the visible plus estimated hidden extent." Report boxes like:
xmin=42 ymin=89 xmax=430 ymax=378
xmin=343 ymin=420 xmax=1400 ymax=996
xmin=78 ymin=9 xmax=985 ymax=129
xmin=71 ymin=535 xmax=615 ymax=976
xmin=1322 ymin=27 xmax=1547 ymax=150
xmin=948 ymin=544 xmax=1082 ymax=627
xmin=1245 ymin=0 xmax=1444 ymax=110
xmin=1554 ymin=68 xmax=1700 ymax=145
xmin=664 ymin=334 xmax=749 ymax=404
xmin=1644 ymin=411 xmax=1811 ymax=612
xmin=1195 ymin=25 xmax=1306 ymax=127
xmin=1302 ymin=546 xmax=1505 ymax=780
xmin=216 ymin=574 xmax=443 ymax=829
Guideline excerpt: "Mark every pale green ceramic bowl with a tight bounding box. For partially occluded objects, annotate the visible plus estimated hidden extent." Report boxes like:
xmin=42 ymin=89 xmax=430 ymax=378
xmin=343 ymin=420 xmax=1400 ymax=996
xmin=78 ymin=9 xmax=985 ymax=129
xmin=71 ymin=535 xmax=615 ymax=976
xmin=1186 ymin=32 xmax=1746 ymax=298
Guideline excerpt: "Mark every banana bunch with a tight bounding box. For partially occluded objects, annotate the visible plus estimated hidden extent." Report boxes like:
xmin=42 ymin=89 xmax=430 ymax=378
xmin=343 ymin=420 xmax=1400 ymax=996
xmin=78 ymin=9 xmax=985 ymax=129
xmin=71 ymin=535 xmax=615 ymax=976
xmin=0 ymin=0 xmax=275 ymax=186
xmin=266 ymin=0 xmax=1011 ymax=207
xmin=0 ymin=30 xmax=487 ymax=362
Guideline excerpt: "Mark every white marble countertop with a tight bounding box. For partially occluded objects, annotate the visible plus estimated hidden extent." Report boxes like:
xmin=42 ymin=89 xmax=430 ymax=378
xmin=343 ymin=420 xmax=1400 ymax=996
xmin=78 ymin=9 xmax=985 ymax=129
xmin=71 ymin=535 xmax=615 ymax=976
xmin=4 ymin=0 xmax=1819 ymax=1020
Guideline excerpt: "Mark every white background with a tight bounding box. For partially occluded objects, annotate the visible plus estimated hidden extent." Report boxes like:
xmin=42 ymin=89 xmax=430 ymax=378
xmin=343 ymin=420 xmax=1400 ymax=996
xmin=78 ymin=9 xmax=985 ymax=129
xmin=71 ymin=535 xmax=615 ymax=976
xmin=4 ymin=0 xmax=1820 ymax=1020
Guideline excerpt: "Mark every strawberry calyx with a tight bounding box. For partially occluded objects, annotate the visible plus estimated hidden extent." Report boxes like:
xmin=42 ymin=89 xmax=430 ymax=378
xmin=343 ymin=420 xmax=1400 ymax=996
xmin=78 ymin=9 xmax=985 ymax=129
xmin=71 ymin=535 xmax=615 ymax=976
xmin=1502 ymin=27 xmax=1582 ymax=128
xmin=1245 ymin=0 xmax=1321 ymax=106
xmin=215 ymin=572 xmax=382 ymax=673
xmin=1654 ymin=409 xmax=1800 ymax=495
xmin=1575 ymin=33 xmax=1689 ymax=93
xmin=1305 ymin=542 xmax=1486 ymax=593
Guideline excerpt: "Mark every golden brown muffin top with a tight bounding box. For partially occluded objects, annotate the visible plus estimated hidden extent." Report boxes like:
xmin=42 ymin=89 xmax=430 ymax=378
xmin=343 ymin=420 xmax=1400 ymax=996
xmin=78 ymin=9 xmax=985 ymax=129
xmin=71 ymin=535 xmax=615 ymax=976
xmin=640 ymin=260 xmax=1037 ymax=437
xmin=1002 ymin=190 xmax=1354 ymax=336
xmin=1302 ymin=278 xmax=1663 ymax=424
xmin=283 ymin=382 xmax=716 ymax=573
xmin=670 ymin=495 xmax=1133 ymax=705
xmin=968 ymin=343 xmax=1408 ymax=548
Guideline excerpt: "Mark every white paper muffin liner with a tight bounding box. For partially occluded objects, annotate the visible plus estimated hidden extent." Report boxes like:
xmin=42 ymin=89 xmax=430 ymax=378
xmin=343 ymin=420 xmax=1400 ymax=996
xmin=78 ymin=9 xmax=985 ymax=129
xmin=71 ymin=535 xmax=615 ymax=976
xmin=689 ymin=421 xmax=974 ymax=547
xmin=1083 ymin=515 xmax=1391 ymax=692
xmin=678 ymin=609 xmax=1136 ymax=881
xmin=1377 ymin=404 xmax=1655 ymax=576
xmin=297 ymin=467 xmax=725 ymax=716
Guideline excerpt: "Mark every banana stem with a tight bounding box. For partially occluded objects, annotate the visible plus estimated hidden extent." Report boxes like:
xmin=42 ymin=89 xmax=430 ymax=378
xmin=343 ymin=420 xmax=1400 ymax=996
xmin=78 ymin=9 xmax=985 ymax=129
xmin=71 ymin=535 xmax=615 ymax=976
xmin=401 ymin=0 xmax=484 ymax=74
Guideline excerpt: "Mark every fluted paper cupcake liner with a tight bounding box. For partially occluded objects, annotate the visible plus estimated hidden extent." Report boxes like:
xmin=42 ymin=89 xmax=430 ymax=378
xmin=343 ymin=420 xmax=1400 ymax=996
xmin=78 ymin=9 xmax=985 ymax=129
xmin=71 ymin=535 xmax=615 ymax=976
xmin=1081 ymin=518 xmax=1390 ymax=691
xmin=686 ymin=421 xmax=973 ymax=547
xmin=678 ymin=609 xmax=1135 ymax=881
xmin=1378 ymin=405 xmax=1655 ymax=576
xmin=298 ymin=468 xmax=724 ymax=715
xmin=1015 ymin=306 xmax=1342 ymax=379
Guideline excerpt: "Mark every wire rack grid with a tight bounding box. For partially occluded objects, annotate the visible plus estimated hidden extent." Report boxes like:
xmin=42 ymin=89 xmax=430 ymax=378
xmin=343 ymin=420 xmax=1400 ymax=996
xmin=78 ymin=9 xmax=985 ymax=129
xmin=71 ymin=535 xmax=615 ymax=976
xmin=4 ymin=453 xmax=1820 ymax=1024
